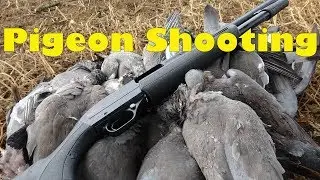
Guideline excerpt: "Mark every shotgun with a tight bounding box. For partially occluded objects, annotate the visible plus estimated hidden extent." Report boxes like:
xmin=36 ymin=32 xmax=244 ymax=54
xmin=15 ymin=0 xmax=289 ymax=179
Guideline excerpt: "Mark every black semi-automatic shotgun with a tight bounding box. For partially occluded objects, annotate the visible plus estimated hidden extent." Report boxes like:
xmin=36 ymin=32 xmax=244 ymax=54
xmin=16 ymin=0 xmax=288 ymax=179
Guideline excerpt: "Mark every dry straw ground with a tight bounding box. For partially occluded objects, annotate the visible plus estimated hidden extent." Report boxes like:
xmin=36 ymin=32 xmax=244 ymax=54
xmin=0 ymin=0 xmax=319 ymax=147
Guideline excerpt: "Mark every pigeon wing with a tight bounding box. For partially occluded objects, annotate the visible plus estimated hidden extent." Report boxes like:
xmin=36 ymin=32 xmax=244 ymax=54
xmin=204 ymin=5 xmax=221 ymax=34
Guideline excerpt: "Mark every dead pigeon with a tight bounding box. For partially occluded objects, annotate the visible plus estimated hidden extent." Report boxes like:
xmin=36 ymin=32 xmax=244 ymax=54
xmin=137 ymin=125 xmax=205 ymax=180
xmin=1 ymin=86 xmax=50 ymax=179
xmin=6 ymin=61 xmax=105 ymax=139
xmin=167 ymin=70 xmax=284 ymax=179
xmin=254 ymin=26 xmax=301 ymax=117
xmin=199 ymin=69 xmax=320 ymax=172
xmin=182 ymin=91 xmax=284 ymax=180
xmin=158 ymin=66 xmax=319 ymax=174
xmin=0 ymin=61 xmax=105 ymax=179
xmin=26 ymin=82 xmax=107 ymax=163
xmin=1 ymin=60 xmax=105 ymax=178
xmin=199 ymin=69 xmax=289 ymax=123
xmin=100 ymin=52 xmax=145 ymax=80
xmin=153 ymin=68 xmax=284 ymax=179
xmin=78 ymin=117 xmax=147 ymax=180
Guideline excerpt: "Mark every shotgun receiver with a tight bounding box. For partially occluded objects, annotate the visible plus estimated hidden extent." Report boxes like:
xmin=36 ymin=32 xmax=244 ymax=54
xmin=16 ymin=0 xmax=288 ymax=179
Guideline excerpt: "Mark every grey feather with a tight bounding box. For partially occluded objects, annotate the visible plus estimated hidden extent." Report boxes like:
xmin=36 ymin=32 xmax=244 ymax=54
xmin=165 ymin=11 xmax=181 ymax=31
xmin=185 ymin=69 xmax=205 ymax=89
xmin=102 ymin=78 xmax=123 ymax=94
xmin=164 ymin=11 xmax=184 ymax=60
xmin=51 ymin=61 xmax=103 ymax=87
xmin=0 ymin=146 xmax=29 ymax=179
xmin=0 ymin=126 xmax=29 ymax=178
xmin=230 ymin=51 xmax=269 ymax=88
xmin=221 ymin=52 xmax=231 ymax=72
xmin=268 ymin=26 xmax=280 ymax=33
xmin=137 ymin=126 xmax=204 ymax=180
xmin=206 ymin=57 xmax=227 ymax=78
xmin=143 ymin=11 xmax=182 ymax=70
xmin=142 ymin=46 xmax=165 ymax=71
xmin=269 ymin=73 xmax=298 ymax=118
xmin=293 ymin=59 xmax=317 ymax=95
xmin=101 ymin=52 xmax=145 ymax=79
xmin=204 ymin=5 xmax=221 ymax=34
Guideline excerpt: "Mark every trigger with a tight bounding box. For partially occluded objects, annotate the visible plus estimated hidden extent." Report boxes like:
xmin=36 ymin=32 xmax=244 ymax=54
xmin=105 ymin=98 xmax=144 ymax=134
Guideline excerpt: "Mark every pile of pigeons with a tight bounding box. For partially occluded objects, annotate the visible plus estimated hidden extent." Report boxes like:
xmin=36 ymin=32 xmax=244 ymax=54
xmin=1 ymin=5 xmax=319 ymax=180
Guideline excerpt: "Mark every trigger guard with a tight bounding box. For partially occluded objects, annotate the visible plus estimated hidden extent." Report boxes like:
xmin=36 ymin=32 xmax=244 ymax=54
xmin=105 ymin=98 xmax=144 ymax=134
